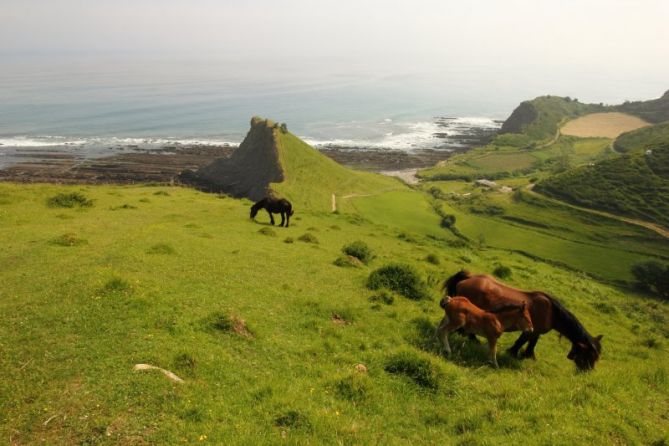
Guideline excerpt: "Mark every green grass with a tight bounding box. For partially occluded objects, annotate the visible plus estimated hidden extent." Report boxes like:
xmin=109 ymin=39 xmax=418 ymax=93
xmin=614 ymin=122 xmax=669 ymax=153
xmin=536 ymin=144 xmax=669 ymax=228
xmin=1 ymin=182 xmax=668 ymax=445
xmin=271 ymin=130 xmax=402 ymax=213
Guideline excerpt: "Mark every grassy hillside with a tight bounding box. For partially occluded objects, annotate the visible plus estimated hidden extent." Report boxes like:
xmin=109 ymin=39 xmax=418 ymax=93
xmin=614 ymin=122 xmax=669 ymax=153
xmin=535 ymin=144 xmax=669 ymax=228
xmin=615 ymin=89 xmax=669 ymax=124
xmin=1 ymin=182 xmax=668 ymax=445
xmin=499 ymin=96 xmax=603 ymax=141
xmin=271 ymin=130 xmax=401 ymax=212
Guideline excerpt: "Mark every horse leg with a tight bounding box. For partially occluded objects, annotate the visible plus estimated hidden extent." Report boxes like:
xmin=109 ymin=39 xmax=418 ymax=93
xmin=286 ymin=212 xmax=290 ymax=227
xmin=507 ymin=331 xmax=530 ymax=358
xmin=280 ymin=212 xmax=285 ymax=227
xmin=488 ymin=336 xmax=499 ymax=369
xmin=456 ymin=328 xmax=480 ymax=344
xmin=268 ymin=211 xmax=275 ymax=225
xmin=521 ymin=333 xmax=540 ymax=359
xmin=435 ymin=317 xmax=453 ymax=356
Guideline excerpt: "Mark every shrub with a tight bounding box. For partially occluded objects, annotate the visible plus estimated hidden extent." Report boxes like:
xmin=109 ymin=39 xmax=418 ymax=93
xmin=50 ymin=233 xmax=87 ymax=247
xmin=333 ymin=374 xmax=370 ymax=402
xmin=368 ymin=290 xmax=394 ymax=305
xmin=384 ymin=350 xmax=443 ymax=390
xmin=631 ymin=261 xmax=669 ymax=299
xmin=153 ymin=191 xmax=170 ymax=196
xmin=440 ymin=214 xmax=456 ymax=228
xmin=298 ymin=233 xmax=319 ymax=244
xmin=274 ymin=410 xmax=311 ymax=430
xmin=46 ymin=192 xmax=93 ymax=208
xmin=173 ymin=352 xmax=197 ymax=378
xmin=279 ymin=123 xmax=288 ymax=134
xmin=206 ymin=312 xmax=254 ymax=337
xmin=284 ymin=237 xmax=294 ymax=244
xmin=342 ymin=240 xmax=374 ymax=264
xmin=367 ymin=263 xmax=429 ymax=300
xmin=425 ymin=254 xmax=440 ymax=265
xmin=147 ymin=243 xmax=176 ymax=255
xmin=493 ymin=265 xmax=512 ymax=279
xmin=258 ymin=227 xmax=276 ymax=237
xmin=100 ymin=277 xmax=132 ymax=297
xmin=333 ymin=255 xmax=363 ymax=268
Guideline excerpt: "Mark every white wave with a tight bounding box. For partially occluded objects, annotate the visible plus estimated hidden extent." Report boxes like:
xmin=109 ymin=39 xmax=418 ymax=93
xmin=302 ymin=117 xmax=499 ymax=151
xmin=0 ymin=135 xmax=239 ymax=148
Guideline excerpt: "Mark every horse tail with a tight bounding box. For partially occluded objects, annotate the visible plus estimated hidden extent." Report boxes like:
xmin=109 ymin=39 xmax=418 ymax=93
xmin=443 ymin=270 xmax=471 ymax=297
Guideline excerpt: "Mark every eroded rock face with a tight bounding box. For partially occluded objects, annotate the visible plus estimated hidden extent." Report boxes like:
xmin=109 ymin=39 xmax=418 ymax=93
xmin=499 ymin=101 xmax=538 ymax=134
xmin=180 ymin=117 xmax=284 ymax=200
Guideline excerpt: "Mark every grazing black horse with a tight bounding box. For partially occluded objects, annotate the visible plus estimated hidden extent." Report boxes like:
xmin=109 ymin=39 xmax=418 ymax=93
xmin=250 ymin=197 xmax=294 ymax=227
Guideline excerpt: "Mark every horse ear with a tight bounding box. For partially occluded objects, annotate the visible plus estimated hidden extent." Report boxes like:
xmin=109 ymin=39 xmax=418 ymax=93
xmin=595 ymin=334 xmax=603 ymax=342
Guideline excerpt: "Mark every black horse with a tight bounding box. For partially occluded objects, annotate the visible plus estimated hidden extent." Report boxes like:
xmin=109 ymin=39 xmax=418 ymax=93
xmin=250 ymin=197 xmax=294 ymax=227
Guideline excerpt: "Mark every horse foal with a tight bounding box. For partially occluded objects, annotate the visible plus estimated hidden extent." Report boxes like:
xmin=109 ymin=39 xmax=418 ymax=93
xmin=436 ymin=296 xmax=534 ymax=368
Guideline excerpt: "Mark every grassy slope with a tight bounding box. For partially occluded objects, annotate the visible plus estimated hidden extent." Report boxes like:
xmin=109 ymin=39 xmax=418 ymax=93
xmin=536 ymin=143 xmax=669 ymax=228
xmin=423 ymin=184 xmax=668 ymax=282
xmin=1 ymin=183 xmax=668 ymax=445
xmin=614 ymin=122 xmax=669 ymax=153
xmin=271 ymin=130 xmax=401 ymax=213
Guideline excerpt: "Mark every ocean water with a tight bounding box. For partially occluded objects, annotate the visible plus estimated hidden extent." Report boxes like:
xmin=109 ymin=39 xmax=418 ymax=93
xmin=0 ymin=55 xmax=509 ymax=167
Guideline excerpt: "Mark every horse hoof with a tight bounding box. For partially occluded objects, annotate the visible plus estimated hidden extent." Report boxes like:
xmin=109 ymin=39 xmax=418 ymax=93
xmin=506 ymin=348 xmax=520 ymax=358
xmin=521 ymin=351 xmax=536 ymax=360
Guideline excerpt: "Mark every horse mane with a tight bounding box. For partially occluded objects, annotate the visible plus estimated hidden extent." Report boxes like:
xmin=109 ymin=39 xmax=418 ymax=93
xmin=443 ymin=270 xmax=472 ymax=297
xmin=543 ymin=293 xmax=594 ymax=346
xmin=489 ymin=304 xmax=523 ymax=314
xmin=251 ymin=198 xmax=267 ymax=210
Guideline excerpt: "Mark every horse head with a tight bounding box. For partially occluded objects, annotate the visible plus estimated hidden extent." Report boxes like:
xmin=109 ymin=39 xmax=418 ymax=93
xmin=567 ymin=334 xmax=603 ymax=370
xmin=518 ymin=303 xmax=534 ymax=333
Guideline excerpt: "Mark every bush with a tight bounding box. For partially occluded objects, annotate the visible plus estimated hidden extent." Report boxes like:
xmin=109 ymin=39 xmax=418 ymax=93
xmin=50 ymin=233 xmax=87 ymax=247
xmin=368 ymin=290 xmax=395 ymax=305
xmin=258 ymin=227 xmax=276 ymax=237
xmin=367 ymin=263 xmax=429 ymax=300
xmin=333 ymin=374 xmax=370 ymax=402
xmin=283 ymin=237 xmax=294 ymax=244
xmin=333 ymin=255 xmax=363 ymax=268
xmin=425 ymin=254 xmax=440 ymax=265
xmin=298 ymin=233 xmax=319 ymax=244
xmin=100 ymin=277 xmax=132 ymax=297
xmin=384 ymin=350 xmax=443 ymax=390
xmin=46 ymin=192 xmax=93 ymax=208
xmin=342 ymin=240 xmax=374 ymax=264
xmin=146 ymin=243 xmax=175 ymax=255
xmin=275 ymin=410 xmax=311 ymax=430
xmin=631 ymin=261 xmax=669 ymax=299
xmin=493 ymin=265 xmax=512 ymax=279
xmin=440 ymin=214 xmax=456 ymax=228
xmin=279 ymin=123 xmax=288 ymax=134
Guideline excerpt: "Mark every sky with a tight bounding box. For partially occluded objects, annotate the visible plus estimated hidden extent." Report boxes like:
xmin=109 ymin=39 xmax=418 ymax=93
xmin=1 ymin=0 xmax=668 ymax=104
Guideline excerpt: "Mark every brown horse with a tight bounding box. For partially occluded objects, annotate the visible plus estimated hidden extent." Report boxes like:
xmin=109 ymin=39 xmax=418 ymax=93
xmin=445 ymin=270 xmax=603 ymax=371
xmin=436 ymin=296 xmax=534 ymax=368
xmin=250 ymin=197 xmax=294 ymax=227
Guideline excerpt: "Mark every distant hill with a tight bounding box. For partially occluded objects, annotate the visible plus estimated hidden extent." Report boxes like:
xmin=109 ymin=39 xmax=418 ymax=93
xmin=614 ymin=90 xmax=669 ymax=124
xmin=499 ymin=96 xmax=603 ymax=141
xmin=535 ymin=140 xmax=669 ymax=228
xmin=499 ymin=90 xmax=669 ymax=142
xmin=180 ymin=117 xmax=399 ymax=212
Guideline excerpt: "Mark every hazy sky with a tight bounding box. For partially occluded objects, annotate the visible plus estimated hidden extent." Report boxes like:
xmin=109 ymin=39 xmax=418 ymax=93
xmin=2 ymin=0 xmax=668 ymax=103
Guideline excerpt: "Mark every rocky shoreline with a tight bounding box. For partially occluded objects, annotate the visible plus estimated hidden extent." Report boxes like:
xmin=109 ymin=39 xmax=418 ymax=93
xmin=0 ymin=119 xmax=498 ymax=184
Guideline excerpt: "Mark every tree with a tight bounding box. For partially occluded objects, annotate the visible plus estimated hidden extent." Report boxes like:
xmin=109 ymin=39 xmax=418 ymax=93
xmin=631 ymin=261 xmax=669 ymax=299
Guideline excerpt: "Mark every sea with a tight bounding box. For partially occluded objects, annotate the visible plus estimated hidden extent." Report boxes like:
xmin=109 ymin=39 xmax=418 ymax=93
xmin=0 ymin=55 xmax=511 ymax=169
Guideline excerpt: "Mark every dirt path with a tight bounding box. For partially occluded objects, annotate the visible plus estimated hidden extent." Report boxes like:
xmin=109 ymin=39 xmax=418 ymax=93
xmin=525 ymin=185 xmax=669 ymax=238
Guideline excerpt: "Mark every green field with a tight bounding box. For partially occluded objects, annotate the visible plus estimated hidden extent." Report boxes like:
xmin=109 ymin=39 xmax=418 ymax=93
xmin=1 ymin=182 xmax=668 ymax=445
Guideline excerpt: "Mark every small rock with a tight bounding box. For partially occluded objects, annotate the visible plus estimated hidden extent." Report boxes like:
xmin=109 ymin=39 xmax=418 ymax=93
xmin=354 ymin=363 xmax=368 ymax=373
